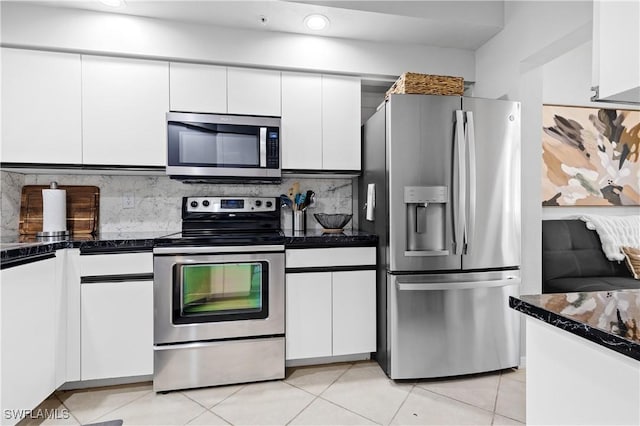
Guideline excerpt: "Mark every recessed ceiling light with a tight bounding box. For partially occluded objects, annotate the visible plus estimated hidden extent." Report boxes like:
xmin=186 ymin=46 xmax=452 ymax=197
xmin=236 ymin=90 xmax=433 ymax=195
xmin=304 ymin=14 xmax=329 ymax=31
xmin=99 ymin=0 xmax=126 ymax=7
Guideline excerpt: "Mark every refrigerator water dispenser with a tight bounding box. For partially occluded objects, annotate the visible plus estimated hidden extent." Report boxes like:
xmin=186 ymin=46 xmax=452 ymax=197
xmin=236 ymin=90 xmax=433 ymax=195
xmin=404 ymin=186 xmax=448 ymax=256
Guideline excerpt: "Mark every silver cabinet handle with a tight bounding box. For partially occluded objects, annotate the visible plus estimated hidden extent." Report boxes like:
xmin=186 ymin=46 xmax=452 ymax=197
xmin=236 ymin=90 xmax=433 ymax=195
xmin=453 ymin=110 xmax=466 ymax=255
xmin=259 ymin=127 xmax=267 ymax=167
xmin=465 ymin=111 xmax=476 ymax=255
xmin=396 ymin=277 xmax=520 ymax=291
xmin=153 ymin=245 xmax=284 ymax=255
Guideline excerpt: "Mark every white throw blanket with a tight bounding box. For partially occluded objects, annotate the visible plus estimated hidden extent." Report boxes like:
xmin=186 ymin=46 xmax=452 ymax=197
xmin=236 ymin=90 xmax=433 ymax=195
xmin=579 ymin=214 xmax=640 ymax=261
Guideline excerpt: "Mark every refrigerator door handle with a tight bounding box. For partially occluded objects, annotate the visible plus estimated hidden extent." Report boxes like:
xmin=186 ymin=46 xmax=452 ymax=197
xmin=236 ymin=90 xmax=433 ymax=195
xmin=396 ymin=276 xmax=520 ymax=291
xmin=464 ymin=111 xmax=477 ymax=255
xmin=453 ymin=110 xmax=466 ymax=255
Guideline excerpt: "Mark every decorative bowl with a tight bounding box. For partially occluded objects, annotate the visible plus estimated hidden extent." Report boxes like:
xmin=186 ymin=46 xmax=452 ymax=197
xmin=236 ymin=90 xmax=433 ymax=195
xmin=313 ymin=213 xmax=352 ymax=232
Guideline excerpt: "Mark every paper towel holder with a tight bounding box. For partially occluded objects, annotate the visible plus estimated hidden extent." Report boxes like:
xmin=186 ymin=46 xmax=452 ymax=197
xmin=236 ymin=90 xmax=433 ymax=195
xmin=36 ymin=181 xmax=71 ymax=240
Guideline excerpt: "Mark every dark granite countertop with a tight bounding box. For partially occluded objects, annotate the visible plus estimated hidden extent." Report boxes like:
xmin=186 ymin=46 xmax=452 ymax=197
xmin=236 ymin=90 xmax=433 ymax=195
xmin=1 ymin=229 xmax=378 ymax=267
xmin=0 ymin=231 xmax=175 ymax=267
xmin=283 ymin=229 xmax=378 ymax=248
xmin=510 ymin=290 xmax=640 ymax=361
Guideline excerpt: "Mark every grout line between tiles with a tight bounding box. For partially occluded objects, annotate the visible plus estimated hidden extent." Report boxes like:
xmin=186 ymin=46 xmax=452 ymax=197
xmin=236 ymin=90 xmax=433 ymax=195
xmin=51 ymin=393 xmax=83 ymax=426
xmin=388 ymin=383 xmax=416 ymax=425
xmin=493 ymin=369 xmax=527 ymax=424
xmin=206 ymin=409 xmax=236 ymax=426
xmin=413 ymin=385 xmax=497 ymax=418
xmin=284 ymin=392 xmax=320 ymax=426
xmin=59 ymin=385 xmax=153 ymax=424
xmin=316 ymin=361 xmax=356 ymax=398
xmin=316 ymin=395 xmax=382 ymax=426
xmin=180 ymin=405 xmax=210 ymax=426
xmin=180 ymin=383 xmax=248 ymax=411
xmin=313 ymin=362 xmax=402 ymax=425
xmin=489 ymin=372 xmax=502 ymax=426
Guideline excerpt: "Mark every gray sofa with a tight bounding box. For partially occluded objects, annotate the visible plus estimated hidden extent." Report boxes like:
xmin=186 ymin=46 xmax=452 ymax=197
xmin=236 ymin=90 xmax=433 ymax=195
xmin=542 ymin=219 xmax=639 ymax=293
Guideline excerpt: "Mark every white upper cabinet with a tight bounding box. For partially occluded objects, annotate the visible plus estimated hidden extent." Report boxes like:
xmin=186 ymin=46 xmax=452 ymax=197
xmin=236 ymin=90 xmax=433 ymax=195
xmin=281 ymin=73 xmax=361 ymax=171
xmin=322 ymin=75 xmax=361 ymax=170
xmin=281 ymin=72 xmax=323 ymax=169
xmin=592 ymin=0 xmax=640 ymax=103
xmin=1 ymin=48 xmax=82 ymax=164
xmin=169 ymin=63 xmax=227 ymax=113
xmin=227 ymin=67 xmax=281 ymax=116
xmin=82 ymin=56 xmax=169 ymax=166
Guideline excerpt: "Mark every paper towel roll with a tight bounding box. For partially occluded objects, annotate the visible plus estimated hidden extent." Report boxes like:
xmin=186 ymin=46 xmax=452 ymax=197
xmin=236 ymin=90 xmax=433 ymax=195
xmin=42 ymin=189 xmax=67 ymax=233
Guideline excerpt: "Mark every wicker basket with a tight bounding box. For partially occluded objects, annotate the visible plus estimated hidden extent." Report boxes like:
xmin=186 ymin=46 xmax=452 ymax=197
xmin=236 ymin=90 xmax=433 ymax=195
xmin=385 ymin=72 xmax=464 ymax=99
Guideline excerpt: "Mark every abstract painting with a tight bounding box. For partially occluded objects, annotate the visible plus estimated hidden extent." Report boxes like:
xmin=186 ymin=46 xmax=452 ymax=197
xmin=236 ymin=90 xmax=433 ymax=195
xmin=542 ymin=105 xmax=640 ymax=206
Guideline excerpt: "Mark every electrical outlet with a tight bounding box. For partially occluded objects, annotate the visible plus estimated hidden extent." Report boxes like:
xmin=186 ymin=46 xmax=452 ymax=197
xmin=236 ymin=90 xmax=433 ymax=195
xmin=122 ymin=193 xmax=135 ymax=209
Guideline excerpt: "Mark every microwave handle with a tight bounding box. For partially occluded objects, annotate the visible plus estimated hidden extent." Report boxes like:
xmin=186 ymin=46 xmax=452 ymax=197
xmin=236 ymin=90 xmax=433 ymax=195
xmin=259 ymin=127 xmax=267 ymax=168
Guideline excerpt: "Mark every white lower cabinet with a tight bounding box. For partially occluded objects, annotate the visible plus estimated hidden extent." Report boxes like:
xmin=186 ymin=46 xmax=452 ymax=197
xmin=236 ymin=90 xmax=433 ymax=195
xmin=1 ymin=258 xmax=57 ymax=425
xmin=80 ymin=280 xmax=153 ymax=380
xmin=285 ymin=247 xmax=376 ymax=361
xmin=286 ymin=272 xmax=333 ymax=359
xmin=331 ymin=270 xmax=377 ymax=356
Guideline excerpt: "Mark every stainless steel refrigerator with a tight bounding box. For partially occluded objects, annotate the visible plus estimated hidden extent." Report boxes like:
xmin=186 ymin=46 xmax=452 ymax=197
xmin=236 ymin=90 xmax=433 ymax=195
xmin=360 ymin=94 xmax=521 ymax=379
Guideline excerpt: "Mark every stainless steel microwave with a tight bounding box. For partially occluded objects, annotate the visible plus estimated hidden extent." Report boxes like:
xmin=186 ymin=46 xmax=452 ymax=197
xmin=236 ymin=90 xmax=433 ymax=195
xmin=166 ymin=112 xmax=281 ymax=183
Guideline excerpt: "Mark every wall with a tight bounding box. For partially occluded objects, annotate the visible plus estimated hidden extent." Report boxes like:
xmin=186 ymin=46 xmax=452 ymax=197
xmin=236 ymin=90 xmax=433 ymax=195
xmin=474 ymin=0 xmax=595 ymax=297
xmin=0 ymin=171 xmax=24 ymax=235
xmin=0 ymin=173 xmax=352 ymax=235
xmin=541 ymin=41 xmax=640 ymax=220
xmin=0 ymin=2 xmax=475 ymax=81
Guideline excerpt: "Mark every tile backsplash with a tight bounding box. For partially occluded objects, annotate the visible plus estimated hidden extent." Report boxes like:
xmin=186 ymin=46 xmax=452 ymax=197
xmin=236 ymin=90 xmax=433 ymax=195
xmin=0 ymin=171 xmax=354 ymax=235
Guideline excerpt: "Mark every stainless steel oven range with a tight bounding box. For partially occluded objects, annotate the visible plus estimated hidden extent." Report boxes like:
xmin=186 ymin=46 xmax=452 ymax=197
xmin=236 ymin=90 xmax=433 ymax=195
xmin=153 ymin=196 xmax=285 ymax=392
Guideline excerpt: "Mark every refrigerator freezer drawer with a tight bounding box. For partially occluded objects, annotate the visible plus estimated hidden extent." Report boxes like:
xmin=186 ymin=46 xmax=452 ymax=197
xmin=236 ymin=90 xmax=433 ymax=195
xmin=388 ymin=271 xmax=520 ymax=379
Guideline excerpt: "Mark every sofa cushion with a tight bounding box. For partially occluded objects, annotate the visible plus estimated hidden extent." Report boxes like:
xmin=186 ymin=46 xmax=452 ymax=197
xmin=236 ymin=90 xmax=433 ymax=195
xmin=542 ymin=220 xmax=630 ymax=283
xmin=544 ymin=276 xmax=640 ymax=293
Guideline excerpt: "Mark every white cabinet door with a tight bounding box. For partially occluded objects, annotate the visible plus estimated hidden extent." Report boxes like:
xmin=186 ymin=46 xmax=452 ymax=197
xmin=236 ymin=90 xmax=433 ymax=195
xmin=170 ymin=63 xmax=227 ymax=113
xmin=285 ymin=272 xmax=332 ymax=360
xmin=593 ymin=1 xmax=640 ymax=102
xmin=332 ymin=270 xmax=377 ymax=356
xmin=322 ymin=75 xmax=361 ymax=170
xmin=82 ymin=56 xmax=169 ymax=166
xmin=1 ymin=48 xmax=82 ymax=164
xmin=228 ymin=67 xmax=281 ymax=116
xmin=281 ymin=72 xmax=323 ymax=170
xmin=1 ymin=259 xmax=57 ymax=422
xmin=81 ymin=280 xmax=153 ymax=380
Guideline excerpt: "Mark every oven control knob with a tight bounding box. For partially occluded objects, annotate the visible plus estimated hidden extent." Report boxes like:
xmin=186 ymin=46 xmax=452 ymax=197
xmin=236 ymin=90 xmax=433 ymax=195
xmin=266 ymin=201 xmax=273 ymax=208
xmin=190 ymin=200 xmax=198 ymax=208
xmin=202 ymin=200 xmax=210 ymax=207
xmin=255 ymin=200 xmax=262 ymax=207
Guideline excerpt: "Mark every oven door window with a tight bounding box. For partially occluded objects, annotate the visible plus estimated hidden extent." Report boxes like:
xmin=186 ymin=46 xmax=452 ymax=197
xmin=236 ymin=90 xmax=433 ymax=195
xmin=173 ymin=261 xmax=269 ymax=324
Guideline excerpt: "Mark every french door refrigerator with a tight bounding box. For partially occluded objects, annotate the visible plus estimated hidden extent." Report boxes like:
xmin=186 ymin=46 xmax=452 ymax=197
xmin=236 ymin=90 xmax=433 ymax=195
xmin=360 ymin=94 xmax=521 ymax=379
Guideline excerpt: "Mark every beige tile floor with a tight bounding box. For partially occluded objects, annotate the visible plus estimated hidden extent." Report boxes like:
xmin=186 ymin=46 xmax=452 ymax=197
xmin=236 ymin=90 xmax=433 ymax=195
xmin=19 ymin=361 xmax=525 ymax=426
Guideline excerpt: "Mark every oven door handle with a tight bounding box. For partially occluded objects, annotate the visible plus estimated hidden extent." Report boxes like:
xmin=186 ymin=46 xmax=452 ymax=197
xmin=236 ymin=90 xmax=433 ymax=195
xmin=153 ymin=245 xmax=285 ymax=255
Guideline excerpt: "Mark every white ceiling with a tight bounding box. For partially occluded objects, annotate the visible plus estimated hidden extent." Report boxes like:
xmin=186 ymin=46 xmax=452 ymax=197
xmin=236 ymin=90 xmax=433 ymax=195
xmin=21 ymin=0 xmax=505 ymax=50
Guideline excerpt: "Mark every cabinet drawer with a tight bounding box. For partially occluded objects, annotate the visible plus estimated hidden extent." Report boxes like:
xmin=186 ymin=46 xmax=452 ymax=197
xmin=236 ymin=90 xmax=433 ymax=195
xmin=286 ymin=247 xmax=375 ymax=268
xmin=80 ymin=252 xmax=153 ymax=276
